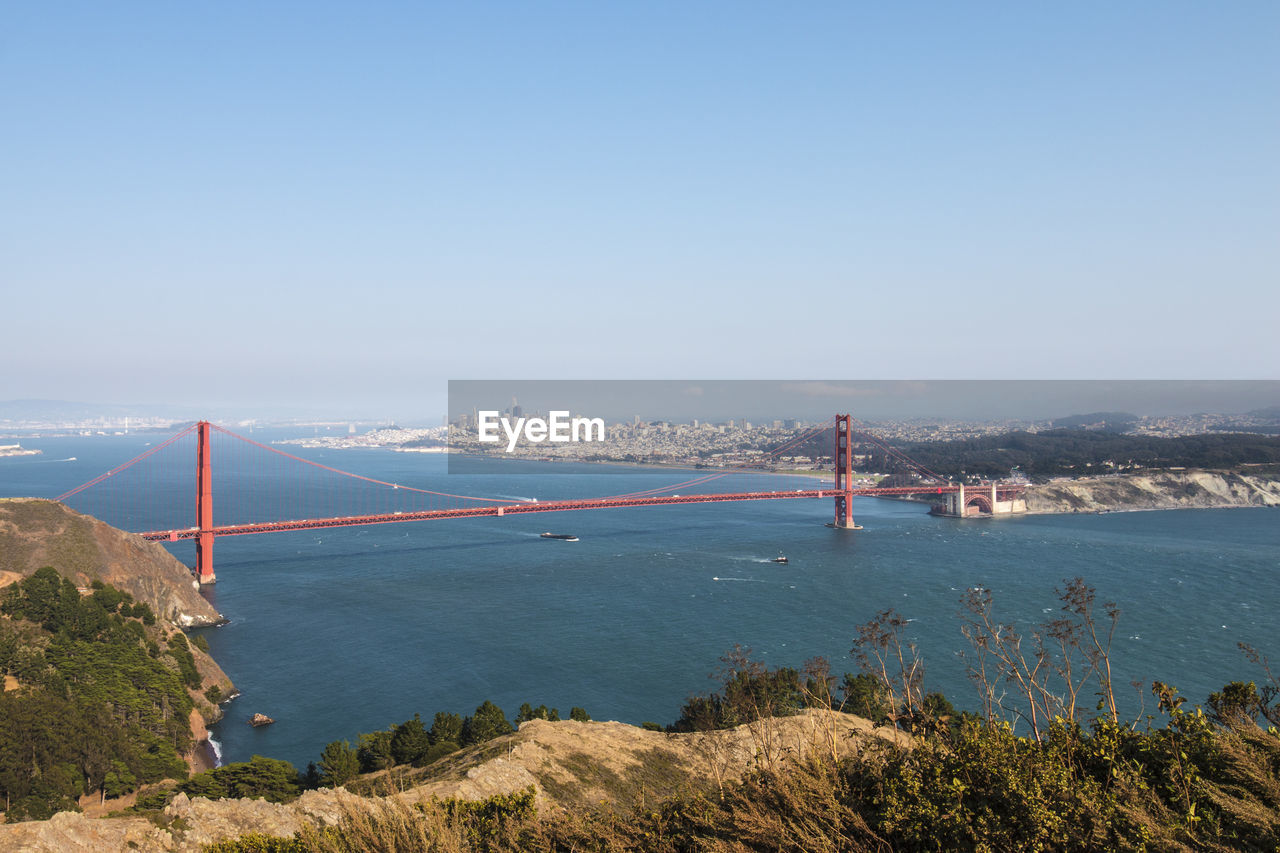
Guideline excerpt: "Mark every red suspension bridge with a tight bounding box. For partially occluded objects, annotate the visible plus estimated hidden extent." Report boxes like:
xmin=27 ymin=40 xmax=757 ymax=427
xmin=55 ymin=415 xmax=1025 ymax=586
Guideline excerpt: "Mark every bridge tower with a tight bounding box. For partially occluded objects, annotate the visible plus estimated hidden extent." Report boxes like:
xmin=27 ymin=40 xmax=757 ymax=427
xmin=831 ymin=413 xmax=862 ymax=529
xmin=195 ymin=421 xmax=216 ymax=585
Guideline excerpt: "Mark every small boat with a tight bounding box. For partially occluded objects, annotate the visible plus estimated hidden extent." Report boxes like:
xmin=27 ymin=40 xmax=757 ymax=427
xmin=771 ymin=555 xmax=788 ymax=564
xmin=540 ymin=532 xmax=579 ymax=541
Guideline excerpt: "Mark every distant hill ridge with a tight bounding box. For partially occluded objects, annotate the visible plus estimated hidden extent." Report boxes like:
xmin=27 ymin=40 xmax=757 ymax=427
xmin=0 ymin=399 xmax=198 ymax=423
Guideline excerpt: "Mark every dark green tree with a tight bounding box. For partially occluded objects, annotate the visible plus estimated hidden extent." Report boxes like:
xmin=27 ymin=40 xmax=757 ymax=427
xmin=166 ymin=632 xmax=202 ymax=689
xmin=462 ymin=701 xmax=512 ymax=745
xmin=317 ymin=740 xmax=360 ymax=787
xmin=390 ymin=714 xmax=431 ymax=765
xmin=840 ymin=672 xmax=891 ymax=724
xmin=430 ymin=711 xmax=463 ymax=745
xmin=102 ymin=761 xmax=137 ymax=799
xmin=356 ymin=730 xmax=393 ymax=773
xmin=514 ymin=703 xmax=554 ymax=724
xmin=180 ymin=756 xmax=299 ymax=802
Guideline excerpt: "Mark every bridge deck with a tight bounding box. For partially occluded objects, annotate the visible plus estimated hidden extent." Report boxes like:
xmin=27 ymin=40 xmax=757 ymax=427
xmin=138 ymin=484 xmax=1019 ymax=540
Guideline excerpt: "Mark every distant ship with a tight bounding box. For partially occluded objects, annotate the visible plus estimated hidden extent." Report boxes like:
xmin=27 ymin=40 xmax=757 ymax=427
xmin=540 ymin=532 xmax=579 ymax=541
xmin=771 ymin=555 xmax=789 ymax=564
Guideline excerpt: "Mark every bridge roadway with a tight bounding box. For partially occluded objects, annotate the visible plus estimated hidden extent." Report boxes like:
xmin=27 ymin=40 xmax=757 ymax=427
xmin=137 ymin=484 xmax=1015 ymax=541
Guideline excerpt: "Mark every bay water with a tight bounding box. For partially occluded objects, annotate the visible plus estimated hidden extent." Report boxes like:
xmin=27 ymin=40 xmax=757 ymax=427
xmin=3 ymin=431 xmax=1278 ymax=770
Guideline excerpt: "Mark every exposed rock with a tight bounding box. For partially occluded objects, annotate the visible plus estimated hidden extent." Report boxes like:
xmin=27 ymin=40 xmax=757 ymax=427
xmin=162 ymin=791 xmax=305 ymax=851
xmin=1025 ymin=470 xmax=1280 ymax=514
xmin=0 ymin=809 xmax=174 ymax=852
xmin=248 ymin=713 xmax=275 ymax=727
xmin=0 ymin=788 xmax=373 ymax=852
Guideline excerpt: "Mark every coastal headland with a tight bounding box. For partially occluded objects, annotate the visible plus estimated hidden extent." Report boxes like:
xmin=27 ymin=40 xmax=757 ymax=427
xmin=0 ymin=499 xmax=234 ymax=781
xmin=1023 ymin=469 xmax=1280 ymax=514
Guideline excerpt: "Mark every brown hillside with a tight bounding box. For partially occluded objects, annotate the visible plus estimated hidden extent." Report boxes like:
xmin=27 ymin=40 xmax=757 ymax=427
xmin=0 ymin=711 xmax=904 ymax=852
xmin=0 ymin=498 xmax=224 ymax=627
xmin=391 ymin=709 xmax=908 ymax=814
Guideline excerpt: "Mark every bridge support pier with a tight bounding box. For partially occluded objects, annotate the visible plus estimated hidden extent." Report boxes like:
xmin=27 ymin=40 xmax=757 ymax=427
xmin=933 ymin=481 xmax=1028 ymax=518
xmin=195 ymin=421 xmax=216 ymax=585
xmin=195 ymin=534 xmax=215 ymax=585
xmin=829 ymin=414 xmax=862 ymax=530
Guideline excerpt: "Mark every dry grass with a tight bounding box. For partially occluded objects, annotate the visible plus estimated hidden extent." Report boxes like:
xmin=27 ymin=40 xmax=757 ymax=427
xmin=297 ymin=800 xmax=469 ymax=853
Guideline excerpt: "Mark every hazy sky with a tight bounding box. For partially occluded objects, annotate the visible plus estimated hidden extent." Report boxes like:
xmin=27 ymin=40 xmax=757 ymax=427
xmin=4 ymin=2 xmax=1277 ymax=419
xmin=448 ymin=380 xmax=1280 ymax=423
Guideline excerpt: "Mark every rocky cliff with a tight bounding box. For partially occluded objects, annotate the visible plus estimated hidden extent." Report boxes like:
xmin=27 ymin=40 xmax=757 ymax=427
xmin=0 ymin=498 xmax=223 ymax=627
xmin=1024 ymin=469 xmax=1280 ymax=514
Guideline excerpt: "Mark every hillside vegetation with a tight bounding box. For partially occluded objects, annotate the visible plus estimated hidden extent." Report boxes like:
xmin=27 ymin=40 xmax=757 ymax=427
xmin=878 ymin=430 xmax=1280 ymax=481
xmin=0 ymin=568 xmax=232 ymax=820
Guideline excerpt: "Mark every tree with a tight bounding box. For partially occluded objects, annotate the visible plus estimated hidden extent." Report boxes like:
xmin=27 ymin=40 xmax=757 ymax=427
xmin=852 ymin=610 xmax=924 ymax=729
xmin=840 ymin=672 xmax=890 ymax=724
xmin=462 ymin=701 xmax=512 ymax=745
xmin=317 ymin=740 xmax=360 ymax=787
xmin=356 ymin=730 xmax=393 ymax=773
xmin=430 ymin=711 xmax=463 ymax=746
xmin=180 ymin=756 xmax=299 ymax=802
xmin=569 ymin=707 xmax=591 ymax=723
xmin=515 ymin=703 xmax=556 ymax=724
xmin=101 ymin=761 xmax=137 ymax=799
xmin=166 ymin=633 xmax=202 ymax=689
xmin=390 ymin=714 xmax=431 ymax=765
xmin=958 ymin=579 xmax=1121 ymax=741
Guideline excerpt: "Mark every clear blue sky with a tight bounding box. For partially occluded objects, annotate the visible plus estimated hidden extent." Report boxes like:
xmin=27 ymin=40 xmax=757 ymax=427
xmin=3 ymin=2 xmax=1277 ymax=419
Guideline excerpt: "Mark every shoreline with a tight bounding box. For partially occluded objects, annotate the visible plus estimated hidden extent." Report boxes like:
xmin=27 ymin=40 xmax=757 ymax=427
xmin=1022 ymin=502 xmax=1280 ymax=516
xmin=192 ymin=738 xmax=219 ymax=773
